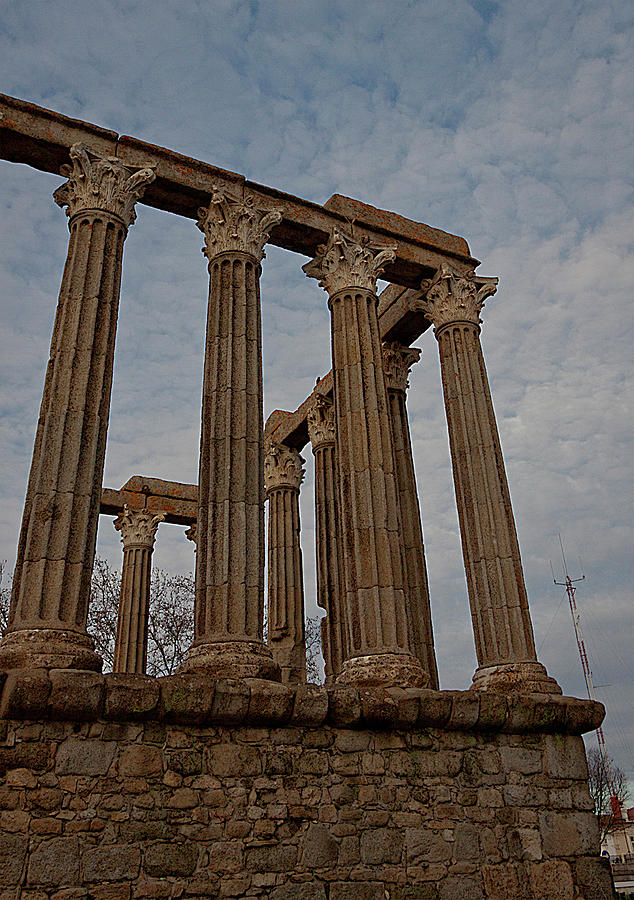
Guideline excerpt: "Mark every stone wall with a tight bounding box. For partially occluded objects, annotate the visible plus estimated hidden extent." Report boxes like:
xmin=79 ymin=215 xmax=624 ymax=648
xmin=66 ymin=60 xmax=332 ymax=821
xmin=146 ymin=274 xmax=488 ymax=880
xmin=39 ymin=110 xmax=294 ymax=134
xmin=0 ymin=670 xmax=615 ymax=900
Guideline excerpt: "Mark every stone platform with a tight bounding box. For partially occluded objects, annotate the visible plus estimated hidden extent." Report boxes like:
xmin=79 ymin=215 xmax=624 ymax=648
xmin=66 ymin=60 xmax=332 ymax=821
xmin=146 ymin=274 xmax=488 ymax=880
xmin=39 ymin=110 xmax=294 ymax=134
xmin=0 ymin=671 xmax=615 ymax=899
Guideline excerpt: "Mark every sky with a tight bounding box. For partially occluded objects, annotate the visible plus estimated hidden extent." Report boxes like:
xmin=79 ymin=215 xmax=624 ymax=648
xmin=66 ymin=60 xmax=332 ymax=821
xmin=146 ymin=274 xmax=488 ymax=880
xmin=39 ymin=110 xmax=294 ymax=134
xmin=0 ymin=0 xmax=632 ymax=784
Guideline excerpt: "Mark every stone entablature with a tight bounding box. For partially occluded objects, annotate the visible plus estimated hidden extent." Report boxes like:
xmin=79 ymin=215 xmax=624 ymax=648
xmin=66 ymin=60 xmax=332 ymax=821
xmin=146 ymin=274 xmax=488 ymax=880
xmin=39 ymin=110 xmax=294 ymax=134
xmin=0 ymin=676 xmax=612 ymax=899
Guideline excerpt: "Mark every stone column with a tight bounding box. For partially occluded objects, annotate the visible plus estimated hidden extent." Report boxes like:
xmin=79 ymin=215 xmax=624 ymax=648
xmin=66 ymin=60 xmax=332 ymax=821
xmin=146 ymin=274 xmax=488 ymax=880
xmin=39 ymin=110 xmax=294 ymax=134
xmin=307 ymin=394 xmax=346 ymax=684
xmin=179 ymin=187 xmax=283 ymax=680
xmin=0 ymin=144 xmax=155 ymax=671
xmin=112 ymin=506 xmax=164 ymax=674
xmin=303 ymin=228 xmax=426 ymax=688
xmin=264 ymin=442 xmax=306 ymax=683
xmin=419 ymin=262 xmax=560 ymax=693
xmin=382 ymin=342 xmax=439 ymax=690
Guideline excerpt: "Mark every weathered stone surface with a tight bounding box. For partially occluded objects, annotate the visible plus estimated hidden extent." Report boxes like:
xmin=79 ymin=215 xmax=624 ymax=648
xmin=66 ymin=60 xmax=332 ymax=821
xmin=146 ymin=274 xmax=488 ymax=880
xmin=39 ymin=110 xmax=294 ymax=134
xmin=0 ymin=670 xmax=51 ymax=718
xmin=104 ymin=675 xmax=160 ymax=721
xmin=158 ymin=674 xmax=215 ymax=723
xmin=330 ymin=885 xmax=384 ymax=900
xmin=270 ymin=885 xmax=327 ymax=900
xmin=300 ymin=823 xmax=339 ymax=867
xmin=55 ymin=738 xmax=116 ymax=775
xmin=28 ymin=837 xmax=80 ymax=885
xmin=0 ymin=832 xmax=28 ymax=884
xmin=83 ymin=846 xmax=141 ymax=882
xmin=143 ymin=842 xmax=198 ymax=877
xmin=573 ymin=856 xmax=617 ymax=900
xmin=49 ymin=670 xmax=105 ymax=720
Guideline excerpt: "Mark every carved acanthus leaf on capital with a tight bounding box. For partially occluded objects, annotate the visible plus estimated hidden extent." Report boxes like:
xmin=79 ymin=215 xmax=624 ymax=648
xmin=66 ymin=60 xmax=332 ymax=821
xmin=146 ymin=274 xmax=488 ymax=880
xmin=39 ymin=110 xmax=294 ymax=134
xmin=382 ymin=342 xmax=421 ymax=393
xmin=197 ymin=185 xmax=284 ymax=263
xmin=185 ymin=524 xmax=197 ymax=546
xmin=302 ymin=227 xmax=397 ymax=296
xmin=418 ymin=262 xmax=499 ymax=331
xmin=307 ymin=394 xmax=336 ymax=448
xmin=114 ymin=506 xmax=164 ymax=548
xmin=264 ymin=443 xmax=305 ymax=492
xmin=53 ymin=143 xmax=156 ymax=227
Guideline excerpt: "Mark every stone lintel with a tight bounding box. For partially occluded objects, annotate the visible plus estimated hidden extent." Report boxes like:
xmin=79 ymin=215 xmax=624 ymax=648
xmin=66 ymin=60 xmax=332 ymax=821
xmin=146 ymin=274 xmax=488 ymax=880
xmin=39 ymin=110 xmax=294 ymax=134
xmin=0 ymin=93 xmax=478 ymax=288
xmin=100 ymin=478 xmax=197 ymax=525
xmin=0 ymin=668 xmax=605 ymax=735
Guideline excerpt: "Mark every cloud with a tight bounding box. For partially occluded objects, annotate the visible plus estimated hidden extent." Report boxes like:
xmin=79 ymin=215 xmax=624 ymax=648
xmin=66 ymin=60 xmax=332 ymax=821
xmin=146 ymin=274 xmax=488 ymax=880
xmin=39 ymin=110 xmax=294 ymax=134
xmin=1 ymin=0 xmax=632 ymax=779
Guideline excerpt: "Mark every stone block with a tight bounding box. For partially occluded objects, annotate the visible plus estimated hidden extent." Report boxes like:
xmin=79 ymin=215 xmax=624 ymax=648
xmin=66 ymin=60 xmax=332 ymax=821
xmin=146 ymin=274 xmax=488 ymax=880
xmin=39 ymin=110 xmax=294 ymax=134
xmin=542 ymin=734 xmax=588 ymax=780
xmin=28 ymin=837 xmax=80 ymax=886
xmin=453 ymin=824 xmax=479 ymax=860
xmin=330 ymin=884 xmax=384 ymax=900
xmin=119 ymin=744 xmax=162 ymax=777
xmin=417 ymin=690 xmax=452 ymax=728
xmin=0 ymin=670 xmax=51 ymax=719
xmin=574 ymin=856 xmax=617 ymax=900
xmin=205 ymin=743 xmax=261 ymax=777
xmin=406 ymin=829 xmax=452 ymax=864
xmin=528 ymin=859 xmax=575 ymax=900
xmin=104 ymin=675 xmax=160 ymax=721
xmin=392 ymin=887 xmax=439 ymax=900
xmin=360 ymin=827 xmax=402 ymax=864
xmin=445 ymin=691 xmax=480 ymax=730
xmin=300 ymin=823 xmax=339 ymax=867
xmin=245 ymin=679 xmax=294 ymax=725
xmin=499 ymin=746 xmax=542 ymax=775
xmin=359 ymin=688 xmax=399 ymax=728
xmin=48 ymin=670 xmax=104 ymax=720
xmin=210 ymin=678 xmax=250 ymax=724
xmin=539 ymin=811 xmax=586 ymax=857
xmin=55 ymin=738 xmax=116 ymax=776
xmin=158 ymin=674 xmax=215 ymax=724
xmin=477 ymin=693 xmax=508 ymax=731
xmin=270 ymin=885 xmax=327 ymax=900
xmin=207 ymin=841 xmax=243 ymax=873
xmin=88 ymin=887 xmax=131 ymax=900
xmin=0 ymin=740 xmax=50 ymax=776
xmin=245 ymin=843 xmax=297 ymax=873
xmin=183 ymin=876 xmax=220 ymax=897
xmin=291 ymin=685 xmax=328 ymax=726
xmin=386 ymin=687 xmax=421 ymax=727
xmin=166 ymin=749 xmax=203 ymax=776
xmin=82 ymin=846 xmax=141 ymax=882
xmin=143 ymin=842 xmax=198 ymax=877
xmin=439 ymin=876 xmax=484 ymax=900
xmin=0 ymin=832 xmax=28 ymax=884
xmin=327 ymin=686 xmax=362 ymax=726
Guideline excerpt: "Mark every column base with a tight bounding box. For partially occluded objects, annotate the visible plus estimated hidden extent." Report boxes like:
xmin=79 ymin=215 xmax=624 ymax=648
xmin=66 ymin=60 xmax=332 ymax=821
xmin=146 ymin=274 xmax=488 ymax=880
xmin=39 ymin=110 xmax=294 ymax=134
xmin=0 ymin=628 xmax=102 ymax=672
xmin=178 ymin=640 xmax=281 ymax=681
xmin=337 ymin=652 xmax=428 ymax=688
xmin=471 ymin=661 xmax=562 ymax=694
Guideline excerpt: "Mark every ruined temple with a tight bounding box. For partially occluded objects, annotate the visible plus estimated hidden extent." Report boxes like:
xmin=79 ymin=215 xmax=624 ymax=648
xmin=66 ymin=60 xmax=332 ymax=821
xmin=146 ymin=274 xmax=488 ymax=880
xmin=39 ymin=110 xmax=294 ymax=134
xmin=0 ymin=93 xmax=615 ymax=898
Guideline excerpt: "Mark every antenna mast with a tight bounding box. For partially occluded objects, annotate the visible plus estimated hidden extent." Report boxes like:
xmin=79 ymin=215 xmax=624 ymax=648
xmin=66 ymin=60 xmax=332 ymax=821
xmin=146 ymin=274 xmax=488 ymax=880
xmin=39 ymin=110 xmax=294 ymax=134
xmin=551 ymin=536 xmax=616 ymax=797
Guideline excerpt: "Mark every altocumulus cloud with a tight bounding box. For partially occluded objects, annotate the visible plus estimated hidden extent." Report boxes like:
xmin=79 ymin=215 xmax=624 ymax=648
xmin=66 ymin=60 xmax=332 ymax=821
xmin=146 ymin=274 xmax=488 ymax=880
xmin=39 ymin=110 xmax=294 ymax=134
xmin=0 ymin=0 xmax=632 ymax=781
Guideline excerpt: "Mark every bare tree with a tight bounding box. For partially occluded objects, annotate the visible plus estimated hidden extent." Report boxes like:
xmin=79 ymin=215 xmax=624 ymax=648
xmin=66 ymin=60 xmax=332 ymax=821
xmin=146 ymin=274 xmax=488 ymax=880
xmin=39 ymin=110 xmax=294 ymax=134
xmin=587 ymin=745 xmax=630 ymax=844
xmin=87 ymin=557 xmax=194 ymax=676
xmin=0 ymin=561 xmax=11 ymax=632
xmin=305 ymin=613 xmax=324 ymax=684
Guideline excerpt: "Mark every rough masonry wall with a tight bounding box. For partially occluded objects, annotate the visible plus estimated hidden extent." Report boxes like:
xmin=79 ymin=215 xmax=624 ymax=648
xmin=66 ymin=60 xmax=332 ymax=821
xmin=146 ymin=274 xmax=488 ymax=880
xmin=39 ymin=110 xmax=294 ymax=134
xmin=0 ymin=710 xmax=614 ymax=900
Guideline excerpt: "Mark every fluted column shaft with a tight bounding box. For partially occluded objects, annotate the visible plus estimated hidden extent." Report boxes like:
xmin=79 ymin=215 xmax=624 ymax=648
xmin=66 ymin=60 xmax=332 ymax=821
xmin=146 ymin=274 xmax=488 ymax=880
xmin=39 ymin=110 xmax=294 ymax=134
xmin=265 ymin=443 xmax=306 ymax=683
xmin=420 ymin=263 xmax=560 ymax=693
xmin=180 ymin=188 xmax=283 ymax=679
xmin=0 ymin=144 xmax=155 ymax=671
xmin=112 ymin=507 xmax=163 ymax=674
xmin=308 ymin=395 xmax=346 ymax=684
xmin=304 ymin=229 xmax=425 ymax=687
xmin=383 ymin=343 xmax=439 ymax=689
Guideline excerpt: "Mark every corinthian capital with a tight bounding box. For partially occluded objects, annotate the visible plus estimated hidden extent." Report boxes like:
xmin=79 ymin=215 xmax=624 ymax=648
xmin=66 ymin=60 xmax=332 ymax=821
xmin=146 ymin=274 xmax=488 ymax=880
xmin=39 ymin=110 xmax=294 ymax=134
xmin=302 ymin=227 xmax=397 ymax=296
xmin=382 ymin=342 xmax=421 ymax=392
xmin=307 ymin=394 xmax=336 ymax=449
xmin=53 ymin=144 xmax=156 ymax=227
xmin=418 ymin=263 xmax=499 ymax=331
xmin=264 ymin=443 xmax=305 ymax=493
xmin=114 ymin=506 xmax=164 ymax=548
xmin=197 ymin=185 xmax=283 ymax=263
